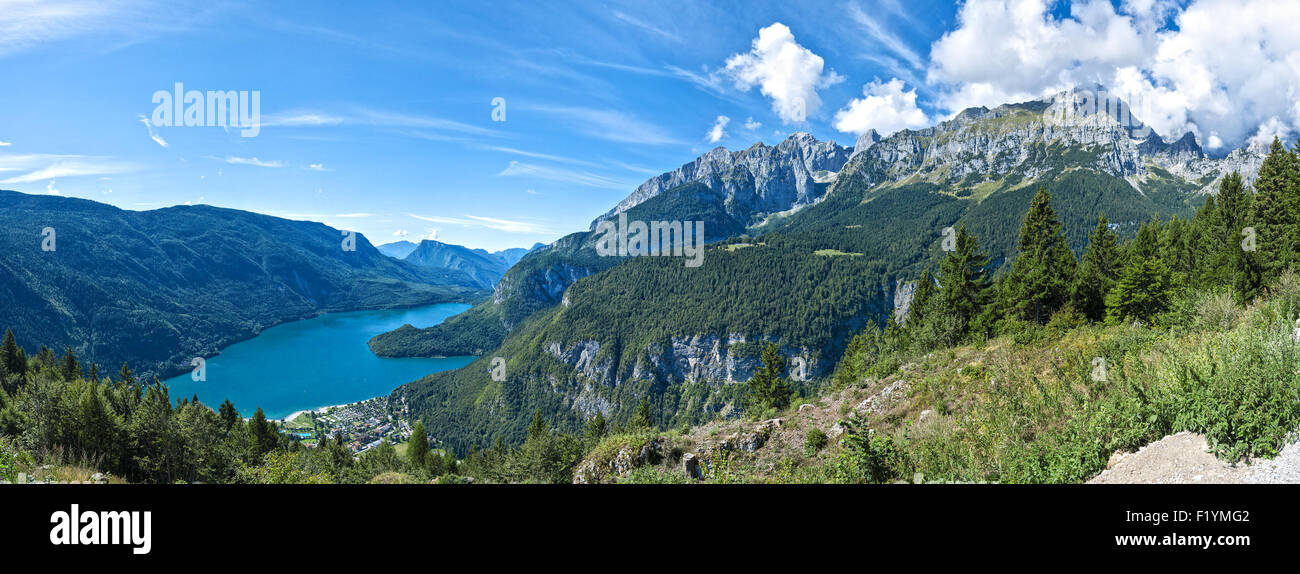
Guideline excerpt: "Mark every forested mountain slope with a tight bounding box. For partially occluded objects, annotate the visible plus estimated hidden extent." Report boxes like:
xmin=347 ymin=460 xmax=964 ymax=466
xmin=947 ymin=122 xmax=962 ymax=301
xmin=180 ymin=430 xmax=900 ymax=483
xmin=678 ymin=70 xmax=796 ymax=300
xmin=390 ymin=90 xmax=1266 ymax=453
xmin=0 ymin=191 xmax=486 ymax=379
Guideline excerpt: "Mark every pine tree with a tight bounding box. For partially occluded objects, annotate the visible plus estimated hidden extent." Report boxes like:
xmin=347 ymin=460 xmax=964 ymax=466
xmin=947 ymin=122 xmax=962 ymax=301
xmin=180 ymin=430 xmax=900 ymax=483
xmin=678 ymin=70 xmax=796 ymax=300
xmin=118 ymin=362 xmax=136 ymax=387
xmin=1003 ymin=188 xmax=1078 ymax=324
xmin=218 ymin=399 xmax=239 ymax=432
xmin=935 ymin=223 xmax=993 ymax=335
xmin=1105 ymin=257 xmax=1174 ymax=325
xmin=408 ymin=420 xmax=430 ymax=469
xmin=585 ymin=412 xmax=607 ymax=441
xmin=1 ymin=329 xmax=21 ymax=377
xmin=745 ymin=342 xmax=790 ymax=414
xmin=908 ymin=268 xmax=935 ymax=327
xmin=1071 ymin=215 xmax=1122 ymax=321
xmin=631 ymin=399 xmax=652 ymax=430
xmin=1251 ymin=137 xmax=1300 ymax=282
xmin=1190 ymin=192 xmax=1222 ymax=287
xmin=59 ymin=347 xmax=81 ymax=381
xmin=248 ymin=407 xmax=277 ymax=457
xmin=527 ymin=409 xmax=547 ymax=440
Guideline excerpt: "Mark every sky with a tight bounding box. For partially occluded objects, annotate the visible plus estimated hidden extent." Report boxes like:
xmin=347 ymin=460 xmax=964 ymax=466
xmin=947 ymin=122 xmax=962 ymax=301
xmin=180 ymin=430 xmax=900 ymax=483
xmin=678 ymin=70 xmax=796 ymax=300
xmin=2 ymin=0 xmax=1299 ymax=251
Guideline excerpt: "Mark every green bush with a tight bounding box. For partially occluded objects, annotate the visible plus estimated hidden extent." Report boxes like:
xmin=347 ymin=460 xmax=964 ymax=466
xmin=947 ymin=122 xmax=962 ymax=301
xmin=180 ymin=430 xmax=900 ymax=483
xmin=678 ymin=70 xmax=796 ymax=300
xmin=805 ymin=428 xmax=828 ymax=455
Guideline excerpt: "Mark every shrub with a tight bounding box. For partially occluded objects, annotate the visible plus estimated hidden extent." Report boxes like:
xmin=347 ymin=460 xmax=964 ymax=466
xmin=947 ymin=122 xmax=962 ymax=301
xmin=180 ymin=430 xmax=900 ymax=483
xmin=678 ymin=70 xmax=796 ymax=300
xmin=829 ymin=417 xmax=907 ymax=483
xmin=1192 ymin=291 xmax=1240 ymax=331
xmin=805 ymin=428 xmax=828 ymax=455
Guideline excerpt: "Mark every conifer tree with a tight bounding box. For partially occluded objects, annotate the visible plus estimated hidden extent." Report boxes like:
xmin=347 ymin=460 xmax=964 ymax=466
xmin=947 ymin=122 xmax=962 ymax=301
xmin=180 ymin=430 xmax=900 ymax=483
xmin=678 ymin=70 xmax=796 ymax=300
xmin=1071 ymin=215 xmax=1122 ymax=321
xmin=1 ymin=329 xmax=21 ymax=377
xmin=935 ymin=223 xmax=993 ymax=334
xmin=1251 ymin=137 xmax=1300 ymax=281
xmin=527 ymin=409 xmax=547 ymax=440
xmin=745 ymin=342 xmax=790 ymax=414
xmin=585 ymin=412 xmax=607 ymax=441
xmin=908 ymin=268 xmax=935 ymax=327
xmin=408 ymin=420 xmax=430 ymax=469
xmin=118 ymin=362 xmax=136 ymax=387
xmin=218 ymin=399 xmax=239 ymax=432
xmin=1003 ymin=188 xmax=1078 ymax=323
xmin=631 ymin=399 xmax=652 ymax=429
xmin=1105 ymin=257 xmax=1174 ymax=324
xmin=59 ymin=347 xmax=81 ymax=382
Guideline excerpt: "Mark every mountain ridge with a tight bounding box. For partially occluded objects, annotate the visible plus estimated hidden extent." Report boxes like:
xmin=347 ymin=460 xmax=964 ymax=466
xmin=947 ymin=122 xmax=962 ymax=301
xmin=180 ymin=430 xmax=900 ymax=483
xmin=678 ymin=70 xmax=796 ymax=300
xmin=0 ymin=190 xmax=488 ymax=380
xmin=384 ymin=88 xmax=1270 ymax=454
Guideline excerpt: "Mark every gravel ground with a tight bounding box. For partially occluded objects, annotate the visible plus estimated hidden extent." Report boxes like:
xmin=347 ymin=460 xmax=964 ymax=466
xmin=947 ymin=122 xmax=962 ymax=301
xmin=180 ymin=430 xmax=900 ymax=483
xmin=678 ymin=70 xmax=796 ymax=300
xmin=1088 ymin=431 xmax=1300 ymax=484
xmin=1242 ymin=433 xmax=1300 ymax=484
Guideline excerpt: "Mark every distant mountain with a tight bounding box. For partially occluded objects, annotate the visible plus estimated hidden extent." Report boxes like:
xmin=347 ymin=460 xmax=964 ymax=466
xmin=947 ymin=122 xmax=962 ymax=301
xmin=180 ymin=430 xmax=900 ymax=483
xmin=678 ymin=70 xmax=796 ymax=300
xmin=377 ymin=240 xmax=418 ymax=259
xmin=0 ymin=190 xmax=487 ymax=380
xmin=370 ymin=133 xmax=860 ymax=360
xmin=384 ymin=88 xmax=1269 ymax=454
xmin=493 ymin=243 xmax=545 ymax=267
xmin=402 ymin=240 xmax=510 ymax=289
xmin=595 ymin=131 xmax=855 ymax=228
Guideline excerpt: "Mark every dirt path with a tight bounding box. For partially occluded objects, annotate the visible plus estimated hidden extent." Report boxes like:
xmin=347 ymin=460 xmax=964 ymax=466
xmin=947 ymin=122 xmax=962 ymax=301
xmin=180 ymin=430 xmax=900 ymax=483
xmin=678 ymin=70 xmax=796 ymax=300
xmin=1088 ymin=431 xmax=1300 ymax=484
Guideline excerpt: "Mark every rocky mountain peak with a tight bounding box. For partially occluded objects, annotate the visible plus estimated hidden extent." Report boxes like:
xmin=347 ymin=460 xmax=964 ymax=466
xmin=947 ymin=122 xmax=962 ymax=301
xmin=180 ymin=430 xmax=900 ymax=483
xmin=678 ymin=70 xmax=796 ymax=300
xmin=594 ymin=132 xmax=852 ymax=228
xmin=839 ymin=87 xmax=1262 ymax=195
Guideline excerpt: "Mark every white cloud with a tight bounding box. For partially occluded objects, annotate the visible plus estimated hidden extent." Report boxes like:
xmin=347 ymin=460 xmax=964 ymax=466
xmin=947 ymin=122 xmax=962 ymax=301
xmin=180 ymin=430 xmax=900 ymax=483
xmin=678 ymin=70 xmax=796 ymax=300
xmin=834 ymin=78 xmax=930 ymax=136
xmin=138 ymin=114 xmax=167 ymax=148
xmin=1248 ymin=117 xmax=1292 ymax=152
xmin=744 ymin=117 xmax=762 ymax=131
xmin=724 ymin=22 xmax=843 ymax=124
xmin=307 ymin=163 xmax=329 ymax=171
xmin=215 ymin=156 xmax=286 ymax=168
xmin=46 ymin=179 xmax=59 ymax=195
xmin=0 ymin=154 xmax=134 ymax=184
xmin=409 ymin=213 xmax=553 ymax=235
xmin=0 ymin=141 xmax=10 ymax=146
xmin=706 ymin=115 xmax=730 ymax=143
xmin=611 ymin=10 xmax=680 ymax=42
xmin=260 ymin=112 xmax=345 ymax=127
xmin=525 ymin=105 xmax=682 ymax=145
xmin=392 ymin=229 xmax=409 ymax=237
xmin=847 ymin=2 xmax=925 ymax=70
xmin=0 ymin=0 xmax=122 ymax=57
xmin=484 ymin=146 xmax=601 ymax=167
xmin=926 ymin=0 xmax=1300 ymax=148
xmin=497 ymin=160 xmax=630 ymax=190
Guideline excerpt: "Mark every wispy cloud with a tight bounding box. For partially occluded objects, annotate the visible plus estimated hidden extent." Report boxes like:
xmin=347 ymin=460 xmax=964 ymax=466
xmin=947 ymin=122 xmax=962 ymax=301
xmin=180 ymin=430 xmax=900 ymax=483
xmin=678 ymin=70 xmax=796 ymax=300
xmin=333 ymin=212 xmax=373 ymax=218
xmin=0 ymin=140 xmax=11 ymax=146
xmin=524 ymin=104 xmax=682 ymax=145
xmin=137 ymin=114 xmax=168 ymax=148
xmin=260 ymin=112 xmax=346 ymax=127
xmin=408 ymin=213 xmax=553 ymax=234
xmin=306 ymin=163 xmax=329 ymax=171
xmin=846 ymin=2 xmax=925 ymax=70
xmin=611 ymin=10 xmax=680 ymax=42
xmin=0 ymin=154 xmax=135 ymax=184
xmin=497 ymin=160 xmax=631 ymax=190
xmin=212 ymin=156 xmax=286 ymax=168
xmin=604 ymin=160 xmax=661 ymax=175
xmin=0 ymin=0 xmax=123 ymax=57
xmin=483 ymin=146 xmax=601 ymax=167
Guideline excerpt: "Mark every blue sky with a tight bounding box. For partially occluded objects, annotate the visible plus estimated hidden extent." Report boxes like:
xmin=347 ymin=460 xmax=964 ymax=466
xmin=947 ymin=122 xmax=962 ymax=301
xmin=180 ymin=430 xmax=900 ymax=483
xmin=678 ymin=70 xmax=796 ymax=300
xmin=1 ymin=0 xmax=1296 ymax=251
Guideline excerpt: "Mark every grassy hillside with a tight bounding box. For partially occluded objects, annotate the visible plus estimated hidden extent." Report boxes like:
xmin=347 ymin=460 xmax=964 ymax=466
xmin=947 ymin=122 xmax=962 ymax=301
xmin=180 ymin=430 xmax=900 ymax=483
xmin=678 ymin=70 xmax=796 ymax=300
xmin=573 ymin=283 xmax=1300 ymax=484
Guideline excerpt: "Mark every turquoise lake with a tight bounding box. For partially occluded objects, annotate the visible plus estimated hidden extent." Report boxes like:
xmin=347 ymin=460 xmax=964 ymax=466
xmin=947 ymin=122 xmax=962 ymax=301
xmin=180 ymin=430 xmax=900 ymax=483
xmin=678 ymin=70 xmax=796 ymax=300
xmin=165 ymin=303 xmax=475 ymax=419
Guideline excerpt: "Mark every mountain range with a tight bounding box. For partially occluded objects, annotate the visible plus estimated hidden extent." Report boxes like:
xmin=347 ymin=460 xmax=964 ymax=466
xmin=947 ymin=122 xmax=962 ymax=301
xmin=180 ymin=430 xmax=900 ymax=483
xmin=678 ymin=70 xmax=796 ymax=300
xmin=0 ymin=191 xmax=488 ymax=380
xmin=377 ymin=89 xmax=1267 ymax=453
xmin=377 ymin=239 xmax=544 ymax=289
